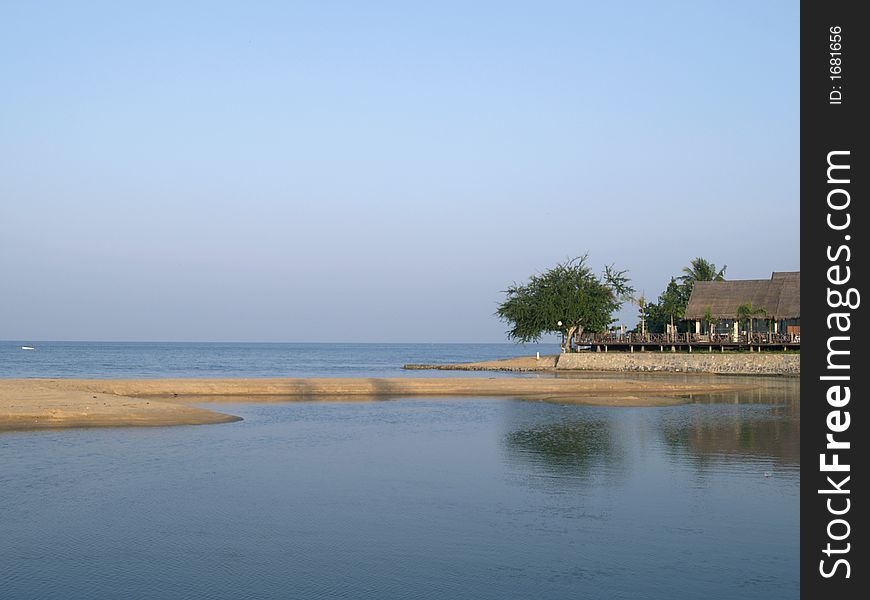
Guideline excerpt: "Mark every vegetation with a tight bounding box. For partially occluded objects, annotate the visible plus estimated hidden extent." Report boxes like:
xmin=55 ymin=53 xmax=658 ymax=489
xmin=634 ymin=294 xmax=648 ymax=337
xmin=495 ymin=254 xmax=791 ymax=350
xmin=642 ymin=257 xmax=725 ymax=334
xmin=679 ymin=257 xmax=726 ymax=288
xmin=703 ymin=306 xmax=715 ymax=336
xmin=736 ymin=302 xmax=767 ymax=337
xmin=658 ymin=278 xmax=688 ymax=340
xmin=496 ymin=256 xmax=634 ymax=352
xmin=642 ymin=279 xmax=689 ymax=334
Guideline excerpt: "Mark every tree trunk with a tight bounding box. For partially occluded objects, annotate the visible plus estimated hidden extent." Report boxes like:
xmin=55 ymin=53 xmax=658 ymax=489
xmin=565 ymin=325 xmax=579 ymax=352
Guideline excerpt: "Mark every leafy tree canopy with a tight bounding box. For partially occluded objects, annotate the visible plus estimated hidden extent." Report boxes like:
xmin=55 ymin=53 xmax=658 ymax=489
xmin=641 ymin=257 xmax=726 ymax=334
xmin=496 ymin=256 xmax=634 ymax=348
xmin=659 ymin=278 xmax=688 ymax=321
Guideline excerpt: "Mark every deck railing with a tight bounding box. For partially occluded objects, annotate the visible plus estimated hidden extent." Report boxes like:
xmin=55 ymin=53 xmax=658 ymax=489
xmin=576 ymin=332 xmax=799 ymax=346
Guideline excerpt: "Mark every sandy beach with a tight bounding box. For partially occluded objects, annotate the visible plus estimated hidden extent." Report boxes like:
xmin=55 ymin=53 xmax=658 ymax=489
xmin=0 ymin=376 xmax=757 ymax=432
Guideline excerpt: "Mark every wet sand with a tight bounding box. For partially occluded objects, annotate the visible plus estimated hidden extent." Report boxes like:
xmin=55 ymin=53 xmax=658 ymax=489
xmin=0 ymin=377 xmax=757 ymax=432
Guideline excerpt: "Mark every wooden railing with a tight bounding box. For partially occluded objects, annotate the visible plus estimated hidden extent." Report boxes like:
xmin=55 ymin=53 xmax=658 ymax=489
xmin=576 ymin=332 xmax=799 ymax=345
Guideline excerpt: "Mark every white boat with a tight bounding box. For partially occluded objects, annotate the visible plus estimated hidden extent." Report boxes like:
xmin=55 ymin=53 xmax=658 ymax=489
xmin=21 ymin=346 xmax=35 ymax=350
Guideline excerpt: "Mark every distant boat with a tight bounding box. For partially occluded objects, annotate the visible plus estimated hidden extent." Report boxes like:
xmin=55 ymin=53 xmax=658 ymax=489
xmin=21 ymin=346 xmax=35 ymax=350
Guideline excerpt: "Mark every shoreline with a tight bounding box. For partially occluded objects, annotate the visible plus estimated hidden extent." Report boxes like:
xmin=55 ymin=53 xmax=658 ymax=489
xmin=0 ymin=376 xmax=757 ymax=432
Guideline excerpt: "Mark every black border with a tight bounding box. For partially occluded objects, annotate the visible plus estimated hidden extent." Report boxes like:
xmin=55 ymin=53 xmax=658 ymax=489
xmin=801 ymin=2 xmax=867 ymax=596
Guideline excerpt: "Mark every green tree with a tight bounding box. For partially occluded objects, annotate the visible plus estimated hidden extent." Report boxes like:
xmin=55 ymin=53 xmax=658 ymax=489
xmin=496 ymin=256 xmax=634 ymax=352
xmin=703 ymin=306 xmax=715 ymax=336
xmin=678 ymin=258 xmax=727 ymax=319
xmin=645 ymin=257 xmax=727 ymax=336
xmin=679 ymin=257 xmax=727 ymax=289
xmin=634 ymin=294 xmax=648 ymax=338
xmin=642 ymin=300 xmax=666 ymax=334
xmin=659 ymin=277 xmax=688 ymax=341
xmin=736 ymin=302 xmax=767 ymax=339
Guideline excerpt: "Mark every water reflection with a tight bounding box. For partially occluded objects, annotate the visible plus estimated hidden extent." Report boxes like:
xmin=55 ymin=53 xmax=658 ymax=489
xmin=659 ymin=403 xmax=799 ymax=467
xmin=503 ymin=414 xmax=624 ymax=482
xmin=664 ymin=377 xmax=799 ymax=467
xmin=502 ymin=376 xmax=800 ymax=484
xmin=495 ymin=381 xmax=799 ymax=600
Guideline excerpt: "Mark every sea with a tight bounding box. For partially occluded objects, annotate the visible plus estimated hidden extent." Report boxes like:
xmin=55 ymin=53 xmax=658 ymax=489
xmin=0 ymin=341 xmax=561 ymax=379
xmin=0 ymin=342 xmax=799 ymax=599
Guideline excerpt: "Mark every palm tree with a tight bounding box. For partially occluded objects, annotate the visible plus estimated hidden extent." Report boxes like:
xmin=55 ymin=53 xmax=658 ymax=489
xmin=679 ymin=257 xmax=726 ymax=289
xmin=736 ymin=302 xmax=768 ymax=341
xmin=703 ymin=306 xmax=715 ymax=338
xmin=633 ymin=293 xmax=648 ymax=339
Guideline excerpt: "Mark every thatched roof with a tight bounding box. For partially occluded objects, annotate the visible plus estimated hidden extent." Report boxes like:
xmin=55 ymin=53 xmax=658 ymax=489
xmin=685 ymin=272 xmax=800 ymax=320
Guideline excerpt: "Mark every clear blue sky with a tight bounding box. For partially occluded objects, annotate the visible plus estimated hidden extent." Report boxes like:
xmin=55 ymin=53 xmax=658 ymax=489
xmin=0 ymin=1 xmax=799 ymax=342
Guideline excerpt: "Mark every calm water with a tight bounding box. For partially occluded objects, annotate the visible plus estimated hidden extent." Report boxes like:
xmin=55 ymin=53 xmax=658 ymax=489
xmin=1 ymin=376 xmax=799 ymax=599
xmin=0 ymin=341 xmax=560 ymax=378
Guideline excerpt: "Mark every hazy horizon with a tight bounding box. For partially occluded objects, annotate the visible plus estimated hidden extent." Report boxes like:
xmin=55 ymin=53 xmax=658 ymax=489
xmin=1 ymin=1 xmax=799 ymax=343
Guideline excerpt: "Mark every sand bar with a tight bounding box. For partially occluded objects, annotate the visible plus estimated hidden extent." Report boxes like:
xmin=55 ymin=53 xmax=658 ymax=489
xmin=404 ymin=355 xmax=556 ymax=371
xmin=0 ymin=377 xmax=756 ymax=432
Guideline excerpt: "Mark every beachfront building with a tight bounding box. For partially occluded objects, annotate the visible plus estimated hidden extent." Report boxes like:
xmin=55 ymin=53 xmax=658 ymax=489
xmin=684 ymin=272 xmax=800 ymax=342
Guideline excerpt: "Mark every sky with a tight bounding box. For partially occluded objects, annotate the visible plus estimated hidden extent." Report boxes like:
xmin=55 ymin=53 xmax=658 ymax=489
xmin=0 ymin=1 xmax=799 ymax=343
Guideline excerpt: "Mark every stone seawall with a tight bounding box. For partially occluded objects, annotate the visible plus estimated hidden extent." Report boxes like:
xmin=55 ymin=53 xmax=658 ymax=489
xmin=555 ymin=353 xmax=799 ymax=375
